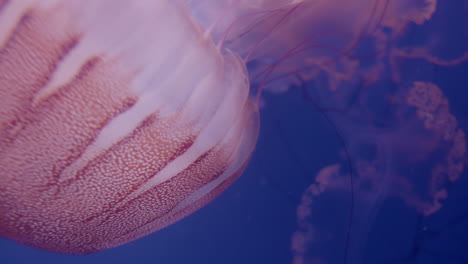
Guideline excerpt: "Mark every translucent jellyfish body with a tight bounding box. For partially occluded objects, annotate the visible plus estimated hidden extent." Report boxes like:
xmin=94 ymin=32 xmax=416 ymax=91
xmin=0 ymin=0 xmax=466 ymax=261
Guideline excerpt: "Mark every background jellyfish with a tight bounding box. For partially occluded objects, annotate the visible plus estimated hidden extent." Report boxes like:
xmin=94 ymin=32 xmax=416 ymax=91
xmin=0 ymin=0 xmax=467 ymax=263
xmin=283 ymin=0 xmax=468 ymax=263
xmin=291 ymin=82 xmax=467 ymax=264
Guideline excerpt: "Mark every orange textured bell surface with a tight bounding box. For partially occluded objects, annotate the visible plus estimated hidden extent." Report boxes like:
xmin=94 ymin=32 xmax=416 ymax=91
xmin=0 ymin=0 xmax=259 ymax=254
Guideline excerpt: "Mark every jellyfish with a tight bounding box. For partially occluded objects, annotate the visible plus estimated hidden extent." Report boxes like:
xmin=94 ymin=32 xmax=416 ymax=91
xmin=285 ymin=0 xmax=468 ymax=263
xmin=0 ymin=0 xmax=467 ymax=260
xmin=290 ymin=81 xmax=467 ymax=264
xmin=0 ymin=0 xmax=260 ymax=254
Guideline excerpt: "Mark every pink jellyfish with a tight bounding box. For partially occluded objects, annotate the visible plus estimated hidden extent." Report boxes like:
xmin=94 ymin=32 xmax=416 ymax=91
xmin=0 ymin=0 xmax=260 ymax=254
xmin=291 ymin=82 xmax=467 ymax=264
xmin=286 ymin=0 xmax=468 ymax=263
xmin=0 ymin=0 xmax=467 ymax=260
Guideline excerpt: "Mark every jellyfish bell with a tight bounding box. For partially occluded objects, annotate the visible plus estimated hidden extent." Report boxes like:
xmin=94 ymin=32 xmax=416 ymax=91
xmin=0 ymin=0 xmax=260 ymax=254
